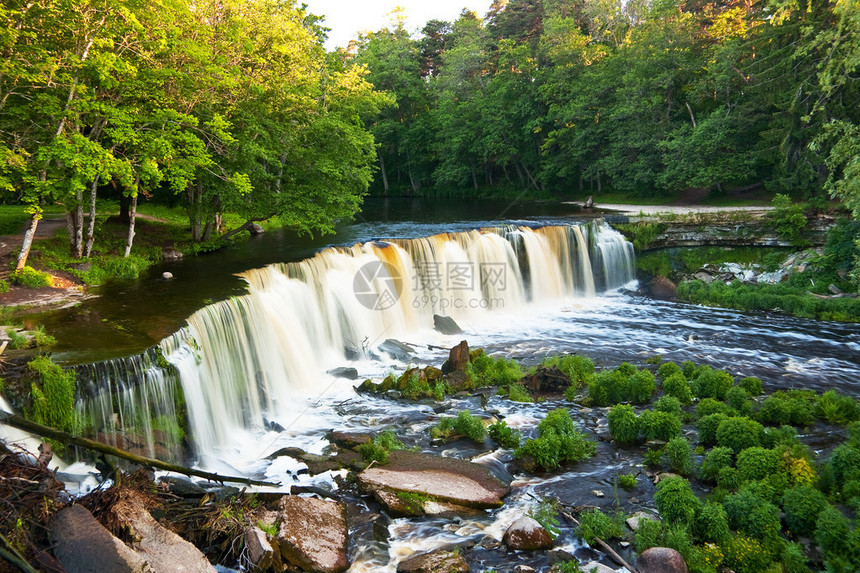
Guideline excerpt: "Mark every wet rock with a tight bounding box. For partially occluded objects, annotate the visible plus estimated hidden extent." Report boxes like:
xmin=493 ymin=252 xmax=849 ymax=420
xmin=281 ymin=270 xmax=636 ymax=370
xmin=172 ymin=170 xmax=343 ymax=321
xmin=112 ymin=498 xmax=216 ymax=572
xmin=756 ymin=270 xmax=787 ymax=284
xmin=249 ymin=223 xmax=265 ymax=235
xmin=433 ymin=314 xmax=463 ymax=335
xmin=357 ymin=450 xmax=510 ymax=516
xmin=520 ymin=366 xmax=569 ymax=394
xmin=244 ymin=527 xmax=274 ymax=573
xmin=591 ymin=490 xmax=605 ymax=498
xmin=372 ymin=513 xmax=392 ymax=542
xmin=157 ymin=476 xmax=206 ymax=498
xmin=647 ymin=276 xmax=677 ymax=299
xmin=441 ymin=340 xmax=470 ymax=374
xmin=50 ymin=505 xmax=149 ymax=573
xmin=626 ymin=511 xmax=660 ymax=531
xmin=162 ymin=247 xmax=183 ymax=261
xmin=162 ymin=272 xmax=174 ymax=280
xmin=267 ymin=446 xmax=307 ymax=460
xmin=582 ymin=561 xmax=618 ymax=573
xmin=514 ymin=566 xmax=536 ymax=573
xmin=379 ymin=339 xmax=414 ymax=361
xmin=277 ymin=496 xmax=349 ymax=573
xmin=327 ymin=431 xmax=372 ymax=449
xmin=637 ymin=547 xmax=689 ymax=573
xmin=327 ymin=367 xmax=358 ymax=380
xmin=502 ymin=516 xmax=554 ymax=551
xmin=396 ymin=549 xmax=469 ymax=573
xmin=692 ymin=271 xmax=714 ymax=284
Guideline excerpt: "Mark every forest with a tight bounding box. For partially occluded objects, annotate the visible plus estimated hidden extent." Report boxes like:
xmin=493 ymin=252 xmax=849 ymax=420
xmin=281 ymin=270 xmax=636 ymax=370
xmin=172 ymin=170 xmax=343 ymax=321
xmin=354 ymin=0 xmax=859 ymax=205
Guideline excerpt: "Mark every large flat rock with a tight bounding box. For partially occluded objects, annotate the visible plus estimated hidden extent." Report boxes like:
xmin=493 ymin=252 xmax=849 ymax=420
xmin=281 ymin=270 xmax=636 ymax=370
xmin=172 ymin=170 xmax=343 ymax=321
xmin=50 ymin=505 xmax=150 ymax=573
xmin=357 ymin=451 xmax=510 ymax=513
xmin=277 ymin=496 xmax=349 ymax=573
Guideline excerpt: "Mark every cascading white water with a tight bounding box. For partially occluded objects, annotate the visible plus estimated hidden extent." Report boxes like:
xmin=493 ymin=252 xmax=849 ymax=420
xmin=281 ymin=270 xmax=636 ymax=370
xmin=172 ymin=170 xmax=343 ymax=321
xmin=165 ymin=221 xmax=634 ymax=461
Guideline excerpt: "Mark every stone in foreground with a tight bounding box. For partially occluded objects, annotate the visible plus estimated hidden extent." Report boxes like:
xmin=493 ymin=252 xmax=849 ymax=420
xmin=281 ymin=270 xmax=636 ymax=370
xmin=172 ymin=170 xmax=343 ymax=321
xmin=357 ymin=450 xmax=510 ymax=516
xmin=502 ymin=516 xmax=554 ymax=550
xmin=277 ymin=496 xmax=349 ymax=573
xmin=50 ymin=505 xmax=149 ymax=573
xmin=396 ymin=549 xmax=470 ymax=573
xmin=637 ymin=547 xmax=689 ymax=573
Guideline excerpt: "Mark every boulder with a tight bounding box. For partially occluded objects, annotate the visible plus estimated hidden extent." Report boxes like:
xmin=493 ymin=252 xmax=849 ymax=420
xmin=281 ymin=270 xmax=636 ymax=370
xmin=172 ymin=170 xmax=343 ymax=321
xmin=520 ymin=366 xmax=568 ymax=394
xmin=692 ymin=272 xmax=714 ymax=284
xmin=378 ymin=339 xmax=414 ymax=361
xmin=249 ymin=223 xmax=265 ymax=235
xmin=502 ymin=516 xmax=554 ymax=551
xmin=637 ymin=547 xmax=689 ymax=573
xmin=277 ymin=496 xmax=349 ymax=573
xmin=626 ymin=511 xmax=660 ymax=531
xmin=162 ymin=272 xmax=174 ymax=280
xmin=441 ymin=340 xmax=470 ymax=374
xmin=327 ymin=367 xmax=359 ymax=380
xmin=326 ymin=431 xmax=372 ymax=449
xmin=396 ymin=549 xmax=469 ymax=573
xmin=112 ymin=498 xmax=216 ymax=572
xmin=162 ymin=247 xmax=183 ymax=262
xmin=357 ymin=450 xmax=509 ymax=516
xmin=244 ymin=527 xmax=275 ymax=573
xmin=50 ymin=505 xmax=150 ymax=573
xmin=433 ymin=314 xmax=463 ymax=335
xmin=647 ymin=276 xmax=677 ymax=299
xmin=581 ymin=562 xmax=618 ymax=573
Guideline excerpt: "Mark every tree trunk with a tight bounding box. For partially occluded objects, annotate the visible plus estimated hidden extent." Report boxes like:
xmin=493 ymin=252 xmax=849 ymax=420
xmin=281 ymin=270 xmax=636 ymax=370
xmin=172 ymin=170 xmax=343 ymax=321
xmin=378 ymin=151 xmax=389 ymax=195
xmin=408 ymin=169 xmax=420 ymax=193
xmin=15 ymin=214 xmax=40 ymax=271
xmin=471 ymin=167 xmax=479 ymax=190
xmin=519 ymin=159 xmax=542 ymax=191
xmin=124 ymin=193 xmax=137 ymax=257
xmin=118 ymin=193 xmax=130 ymax=224
xmin=686 ymin=101 xmax=697 ymax=128
xmin=66 ymin=188 xmax=84 ymax=258
xmin=84 ymin=175 xmax=99 ymax=258
xmin=597 ymin=172 xmax=603 ymax=193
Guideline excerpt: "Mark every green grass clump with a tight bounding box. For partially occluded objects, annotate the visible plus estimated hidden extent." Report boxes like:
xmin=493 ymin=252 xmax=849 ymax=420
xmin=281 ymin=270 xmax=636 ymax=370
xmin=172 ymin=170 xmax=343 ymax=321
xmin=503 ymin=383 xmax=534 ymax=403
xmin=468 ymin=353 xmax=524 ymax=387
xmin=716 ymin=417 xmax=765 ymax=453
xmin=654 ymin=476 xmax=700 ymax=527
xmin=12 ymin=266 xmax=52 ymax=288
xmin=617 ymin=472 xmax=638 ymax=490
xmin=27 ymin=356 xmax=77 ymax=433
xmin=33 ymin=325 xmax=56 ymax=348
xmin=726 ymin=386 xmax=754 ymax=416
xmin=814 ymin=390 xmax=859 ymax=424
xmin=541 ymin=354 xmax=595 ymax=388
xmin=735 ymin=447 xmax=780 ymax=482
xmin=662 ymin=372 xmax=692 ymax=404
xmin=692 ymin=366 xmax=734 ymax=400
xmin=638 ymin=409 xmax=682 ymax=442
xmin=665 ymin=436 xmax=694 ymax=475
xmin=608 ymin=404 xmax=639 ymax=445
xmin=700 ymin=446 xmax=733 ymax=483
xmin=0 ymin=279 xmax=8 ymax=293
xmin=431 ymin=410 xmax=486 ymax=443
xmin=587 ymin=364 xmax=655 ymax=406
xmin=515 ymin=408 xmax=596 ymax=471
xmin=758 ymin=390 xmax=815 ymax=426
xmin=782 ymin=485 xmax=829 ymax=537
xmin=738 ymin=376 xmax=763 ymax=396
xmin=357 ymin=429 xmax=405 ymax=465
xmin=488 ymin=420 xmax=521 ymax=449
xmin=697 ymin=413 xmax=729 ymax=446
xmin=528 ymin=499 xmax=560 ymax=538
xmin=577 ymin=508 xmax=625 ymax=545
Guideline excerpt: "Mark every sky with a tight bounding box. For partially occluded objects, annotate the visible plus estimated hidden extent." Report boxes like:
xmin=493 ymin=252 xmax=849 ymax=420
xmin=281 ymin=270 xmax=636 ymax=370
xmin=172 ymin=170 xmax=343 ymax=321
xmin=303 ymin=0 xmax=495 ymax=49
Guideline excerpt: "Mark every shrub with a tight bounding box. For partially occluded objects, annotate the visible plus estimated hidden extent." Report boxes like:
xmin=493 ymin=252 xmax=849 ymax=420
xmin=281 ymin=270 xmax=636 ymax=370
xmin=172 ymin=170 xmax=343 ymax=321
xmin=470 ymin=353 xmax=524 ymax=386
xmin=758 ymin=392 xmax=814 ymax=427
xmin=528 ymin=499 xmax=560 ymax=538
xmin=543 ymin=354 xmax=595 ymax=388
xmin=662 ymin=373 xmax=693 ymax=404
xmin=587 ymin=369 xmax=628 ymax=406
xmin=692 ymin=366 xmax=734 ymax=400
xmin=607 ymin=404 xmax=638 ymax=445
xmin=629 ymin=370 xmax=657 ymax=404
xmin=431 ymin=410 xmax=486 ymax=442
xmin=829 ymin=442 xmax=860 ymax=483
xmin=655 ymin=476 xmax=700 ymax=527
xmin=515 ymin=408 xmax=596 ymax=471
xmin=654 ymin=395 xmax=682 ymax=416
xmin=762 ymin=425 xmax=799 ymax=448
xmin=682 ymin=360 xmax=698 ymax=379
xmin=723 ymin=489 xmax=781 ymax=544
xmin=700 ymin=446 xmax=733 ymax=483
xmin=717 ymin=417 xmax=765 ymax=453
xmin=617 ymin=362 xmax=637 ymax=376
xmin=505 ymin=383 xmax=534 ymax=403
xmin=781 ymin=541 xmax=809 ymax=573
xmin=0 ymin=279 xmax=8 ymax=293
xmin=488 ymin=420 xmax=521 ymax=449
xmin=770 ymin=193 xmax=808 ymax=246
xmin=577 ymin=508 xmax=625 ymax=545
xmin=32 ymin=325 xmax=57 ymax=348
xmin=28 ymin=356 xmax=76 ymax=433
xmin=12 ymin=266 xmax=52 ymax=288
xmin=726 ymin=386 xmax=753 ymax=416
xmin=782 ymin=485 xmax=828 ymax=537
xmin=639 ymin=410 xmax=682 ymax=442
xmin=736 ymin=447 xmax=780 ymax=482
xmin=718 ymin=466 xmax=741 ymax=490
xmin=723 ymin=534 xmax=774 ymax=573
xmin=695 ymin=501 xmax=730 ymax=544
xmin=697 ymin=413 xmax=729 ymax=447
xmin=815 ymin=390 xmax=859 ymax=424
xmin=80 ymin=255 xmax=151 ymax=284
xmin=634 ymin=517 xmax=663 ymax=553
xmin=358 ymin=430 xmax=405 ymax=464
xmin=665 ymin=437 xmax=694 ymax=475
xmin=657 ymin=362 xmax=682 ymax=379
xmin=617 ymin=473 xmax=638 ymax=490
xmin=738 ymin=376 xmax=763 ymax=396
xmin=7 ymin=329 xmax=29 ymax=350
xmin=815 ymin=506 xmax=860 ymax=572
xmin=697 ymin=398 xmax=731 ymax=418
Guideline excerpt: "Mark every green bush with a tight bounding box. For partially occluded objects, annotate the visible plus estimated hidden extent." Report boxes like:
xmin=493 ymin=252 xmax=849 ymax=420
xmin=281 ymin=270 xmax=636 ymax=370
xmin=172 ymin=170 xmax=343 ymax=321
xmin=782 ymin=485 xmax=829 ymax=537
xmin=723 ymin=534 xmax=774 ymax=573
xmin=697 ymin=413 xmax=729 ymax=446
xmin=634 ymin=516 xmax=663 ymax=553
xmin=28 ymin=356 xmax=77 ymax=433
xmin=639 ymin=409 xmax=682 ymax=442
xmin=770 ymin=194 xmax=808 ymax=246
xmin=662 ymin=373 xmax=693 ymax=404
xmin=716 ymin=417 xmax=765 ymax=453
xmin=694 ymin=501 xmax=730 ymax=544
xmin=33 ymin=325 xmax=56 ymax=348
xmin=515 ymin=408 xmax=596 ymax=471
xmin=504 ymin=383 xmax=534 ymax=403
xmin=718 ymin=466 xmax=741 ymax=490
xmin=358 ymin=430 xmax=405 ymax=464
xmin=587 ymin=364 xmax=654 ymax=406
xmin=577 ymin=508 xmax=625 ymax=545
xmin=654 ymin=395 xmax=682 ymax=416
xmin=469 ymin=353 xmax=524 ymax=386
xmin=736 ymin=447 xmax=780 ymax=482
xmin=700 ymin=446 xmax=734 ymax=483
xmin=488 ymin=420 xmax=521 ymax=449
xmin=12 ymin=266 xmax=52 ymax=288
xmin=79 ymin=254 xmax=152 ymax=284
xmin=815 ymin=506 xmax=860 ymax=572
xmin=726 ymin=386 xmax=753 ymax=416
xmin=528 ymin=499 xmax=560 ymax=538
xmin=762 ymin=425 xmax=799 ymax=448
xmin=692 ymin=366 xmax=734 ymax=400
xmin=829 ymin=442 xmax=860 ymax=483
xmin=697 ymin=397 xmax=731 ymax=418
xmin=723 ymin=489 xmax=781 ymax=544
xmin=665 ymin=436 xmax=694 ymax=475
xmin=7 ymin=329 xmax=30 ymax=350
xmin=607 ymin=404 xmax=639 ymax=445
xmin=654 ymin=476 xmax=701 ymax=527
xmin=617 ymin=473 xmax=638 ymax=490
xmin=629 ymin=370 xmax=657 ymax=404
xmin=815 ymin=390 xmax=860 ymax=424
xmin=738 ymin=376 xmax=763 ymax=396
xmin=542 ymin=354 xmax=595 ymax=388
xmin=657 ymin=361 xmax=683 ymax=380
xmin=682 ymin=360 xmax=699 ymax=379
xmin=758 ymin=391 xmax=815 ymax=427
xmin=781 ymin=541 xmax=810 ymax=573
xmin=431 ymin=410 xmax=486 ymax=442
xmin=0 ymin=279 xmax=8 ymax=293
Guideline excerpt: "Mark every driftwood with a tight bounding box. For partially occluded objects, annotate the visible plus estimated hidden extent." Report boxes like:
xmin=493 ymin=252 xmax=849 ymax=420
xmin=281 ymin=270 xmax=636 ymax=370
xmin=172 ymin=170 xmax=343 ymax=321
xmin=561 ymin=510 xmax=639 ymax=573
xmin=0 ymin=413 xmax=279 ymax=488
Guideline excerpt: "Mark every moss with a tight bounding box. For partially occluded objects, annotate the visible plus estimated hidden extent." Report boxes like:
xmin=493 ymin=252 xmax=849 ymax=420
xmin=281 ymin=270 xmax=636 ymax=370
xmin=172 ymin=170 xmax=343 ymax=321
xmin=11 ymin=266 xmax=52 ymax=288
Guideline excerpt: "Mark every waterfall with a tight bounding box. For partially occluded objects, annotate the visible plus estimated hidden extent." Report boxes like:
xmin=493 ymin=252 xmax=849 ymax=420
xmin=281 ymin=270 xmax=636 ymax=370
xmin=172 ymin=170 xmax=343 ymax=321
xmin=72 ymin=221 xmax=634 ymax=464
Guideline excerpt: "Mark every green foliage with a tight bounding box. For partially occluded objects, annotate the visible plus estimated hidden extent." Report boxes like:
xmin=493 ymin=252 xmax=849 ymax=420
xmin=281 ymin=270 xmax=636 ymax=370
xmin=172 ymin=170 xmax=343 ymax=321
xmin=657 ymin=362 xmax=682 ymax=379
xmin=654 ymin=395 xmax=682 ymax=416
xmin=736 ymin=447 xmax=780 ymax=482
xmin=515 ymin=408 xmax=596 ymax=471
xmin=769 ymin=194 xmax=808 ymax=246
xmin=738 ymin=377 xmax=763 ymax=397
xmin=723 ymin=489 xmax=781 ymax=545
xmin=643 ymin=448 xmax=664 ymax=467
xmin=79 ymin=255 xmax=152 ymax=284
xmin=694 ymin=501 xmax=730 ymax=545
xmin=654 ymin=476 xmax=700 ymax=527
xmin=431 ymin=410 xmax=486 ymax=443
xmin=33 ymin=326 xmax=56 ymax=348
xmin=726 ymin=386 xmax=753 ymax=416
xmin=0 ymin=279 xmax=8 ymax=293
xmin=692 ymin=366 xmax=734 ymax=401
xmin=27 ymin=356 xmax=77 ymax=433
xmin=542 ymin=354 xmax=595 ymax=388
xmin=662 ymin=373 xmax=693 ymax=405
xmin=577 ymin=508 xmax=625 ymax=545
xmin=528 ymin=499 xmax=561 ymax=538
xmin=700 ymin=446 xmax=734 ymax=483
xmin=616 ymin=473 xmax=638 ymax=490
xmin=665 ymin=437 xmax=694 ymax=475
xmin=358 ymin=430 xmax=405 ymax=465
xmin=758 ymin=391 xmax=815 ymax=427
xmin=716 ymin=417 xmax=765 ymax=453
xmin=634 ymin=518 xmax=663 ymax=554
xmin=504 ymin=383 xmax=534 ymax=403
xmin=782 ymin=485 xmax=829 ymax=537
xmin=614 ymin=223 xmax=666 ymax=252
xmin=697 ymin=398 xmax=731 ymax=418
xmin=698 ymin=413 xmax=730 ymax=447
xmin=11 ymin=266 xmax=52 ymax=288
xmin=829 ymin=442 xmax=860 ymax=484
xmin=638 ymin=409 xmax=682 ymax=442
xmin=814 ymin=390 xmax=860 ymax=424
xmin=488 ymin=420 xmax=521 ymax=449
xmin=469 ymin=353 xmax=524 ymax=387
xmin=587 ymin=364 xmax=655 ymax=406
xmin=682 ymin=361 xmax=699 ymax=379
xmin=6 ymin=329 xmax=29 ymax=350
xmin=723 ymin=534 xmax=774 ymax=573
xmin=607 ymin=404 xmax=639 ymax=445
xmin=257 ymin=520 xmax=278 ymax=537
xmin=815 ymin=506 xmax=860 ymax=573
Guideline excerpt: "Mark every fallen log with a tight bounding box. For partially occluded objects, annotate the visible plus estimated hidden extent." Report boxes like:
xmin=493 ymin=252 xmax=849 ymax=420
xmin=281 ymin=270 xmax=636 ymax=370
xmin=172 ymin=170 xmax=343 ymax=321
xmin=0 ymin=413 xmax=279 ymax=488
